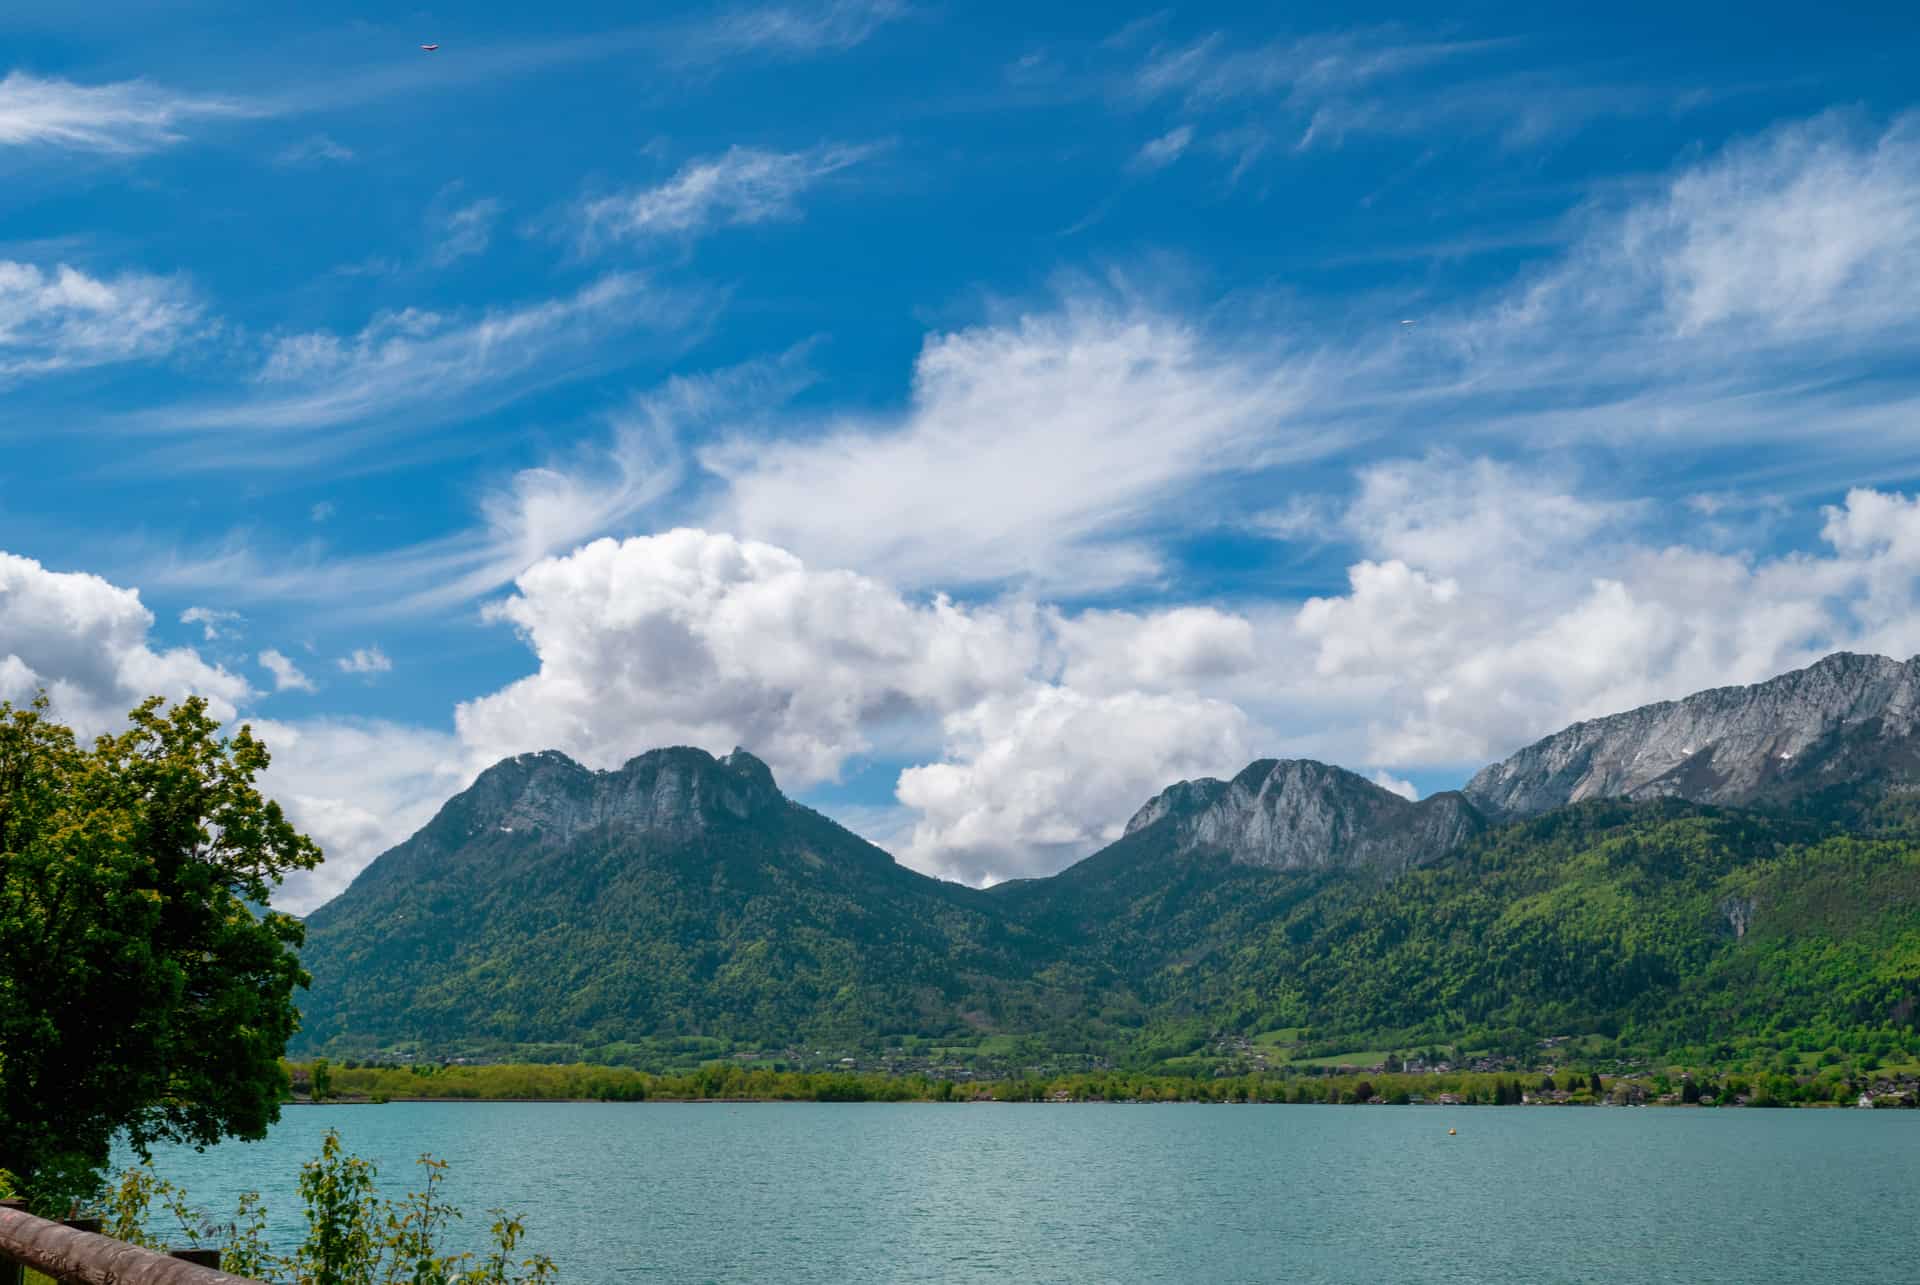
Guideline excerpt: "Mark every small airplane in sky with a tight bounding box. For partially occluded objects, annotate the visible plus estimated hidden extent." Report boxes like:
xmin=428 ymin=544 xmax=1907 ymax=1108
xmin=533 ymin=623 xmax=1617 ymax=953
xmin=420 ymin=43 xmax=440 ymax=52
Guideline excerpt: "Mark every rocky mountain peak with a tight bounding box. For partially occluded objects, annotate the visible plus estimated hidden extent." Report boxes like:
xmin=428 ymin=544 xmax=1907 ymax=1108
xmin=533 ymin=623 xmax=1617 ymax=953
xmin=1123 ymin=777 xmax=1230 ymax=836
xmin=1128 ymin=757 xmax=1482 ymax=874
xmin=1463 ymin=651 xmax=1920 ymax=818
xmin=438 ymin=744 xmax=788 ymax=847
xmin=719 ymin=747 xmax=778 ymax=796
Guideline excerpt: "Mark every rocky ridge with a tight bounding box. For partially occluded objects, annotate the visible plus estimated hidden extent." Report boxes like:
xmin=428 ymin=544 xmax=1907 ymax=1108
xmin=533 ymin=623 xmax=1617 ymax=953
xmin=1463 ymin=652 xmax=1920 ymax=818
xmin=435 ymin=745 xmax=783 ymax=845
xmin=1123 ymin=758 xmax=1483 ymax=874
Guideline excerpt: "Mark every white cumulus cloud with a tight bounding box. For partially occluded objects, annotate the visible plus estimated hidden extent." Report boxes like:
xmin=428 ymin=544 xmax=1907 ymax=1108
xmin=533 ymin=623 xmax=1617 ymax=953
xmin=258 ymin=649 xmax=317 ymax=693
xmin=250 ymin=718 xmax=468 ymax=914
xmin=896 ymin=685 xmax=1255 ymax=885
xmin=180 ymin=605 xmax=242 ymax=641
xmin=0 ymin=551 xmax=249 ymax=736
xmin=1369 ymin=769 xmax=1418 ymax=801
xmin=338 ymin=647 xmax=393 ymax=675
xmin=1291 ymin=459 xmax=1920 ymax=768
xmin=455 ymin=529 xmax=1040 ymax=785
xmin=445 ymin=530 xmax=1278 ymax=888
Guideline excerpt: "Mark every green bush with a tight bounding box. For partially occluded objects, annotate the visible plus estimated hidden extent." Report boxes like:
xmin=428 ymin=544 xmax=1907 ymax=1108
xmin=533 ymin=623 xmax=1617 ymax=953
xmin=92 ymin=1131 xmax=555 ymax=1285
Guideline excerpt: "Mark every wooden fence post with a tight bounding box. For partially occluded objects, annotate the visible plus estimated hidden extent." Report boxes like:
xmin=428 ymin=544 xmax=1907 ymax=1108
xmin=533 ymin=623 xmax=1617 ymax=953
xmin=0 ymin=1200 xmax=24 ymax=1285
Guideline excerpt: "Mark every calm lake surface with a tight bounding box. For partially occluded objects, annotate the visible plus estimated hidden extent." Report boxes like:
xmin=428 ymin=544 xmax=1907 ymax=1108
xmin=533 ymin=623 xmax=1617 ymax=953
xmin=143 ymin=1103 xmax=1920 ymax=1284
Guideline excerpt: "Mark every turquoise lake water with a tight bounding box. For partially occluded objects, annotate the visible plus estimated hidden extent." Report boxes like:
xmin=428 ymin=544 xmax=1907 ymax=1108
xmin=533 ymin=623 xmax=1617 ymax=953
xmin=140 ymin=1103 xmax=1920 ymax=1283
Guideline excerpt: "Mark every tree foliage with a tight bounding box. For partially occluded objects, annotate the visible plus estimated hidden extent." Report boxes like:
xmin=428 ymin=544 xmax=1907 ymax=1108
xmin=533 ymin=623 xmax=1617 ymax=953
xmin=0 ymin=696 xmax=320 ymax=1210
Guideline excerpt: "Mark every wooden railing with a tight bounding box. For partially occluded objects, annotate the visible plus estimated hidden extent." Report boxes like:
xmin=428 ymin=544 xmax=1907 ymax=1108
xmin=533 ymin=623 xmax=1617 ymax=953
xmin=0 ymin=1202 xmax=257 ymax=1285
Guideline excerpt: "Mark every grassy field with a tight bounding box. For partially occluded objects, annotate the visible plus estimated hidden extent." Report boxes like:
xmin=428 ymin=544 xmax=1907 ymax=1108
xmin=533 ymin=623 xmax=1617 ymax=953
xmin=1284 ymin=1049 xmax=1401 ymax=1069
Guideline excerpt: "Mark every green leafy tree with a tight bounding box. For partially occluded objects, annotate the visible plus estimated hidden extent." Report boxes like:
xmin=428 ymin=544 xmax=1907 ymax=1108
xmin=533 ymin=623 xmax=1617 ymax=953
xmin=0 ymin=696 xmax=321 ymax=1211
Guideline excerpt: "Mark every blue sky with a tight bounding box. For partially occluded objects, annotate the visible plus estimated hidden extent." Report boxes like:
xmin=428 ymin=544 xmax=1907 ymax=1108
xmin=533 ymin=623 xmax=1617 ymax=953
xmin=6 ymin=0 xmax=1920 ymax=909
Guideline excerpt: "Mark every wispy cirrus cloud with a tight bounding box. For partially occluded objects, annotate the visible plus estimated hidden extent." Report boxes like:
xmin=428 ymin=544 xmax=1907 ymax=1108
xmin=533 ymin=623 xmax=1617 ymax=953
xmin=0 ymin=70 xmax=251 ymax=152
xmin=1128 ymin=124 xmax=1192 ymax=172
xmin=252 ymin=1 xmax=906 ymax=122
xmin=683 ymin=0 xmax=909 ymax=60
xmin=1614 ymin=111 xmax=1920 ymax=339
xmin=701 ymin=296 xmax=1312 ymax=594
xmin=98 ymin=109 xmax=1920 ymax=903
xmin=429 ymin=196 xmax=504 ymax=268
xmin=1132 ymin=28 xmax=1494 ymax=109
xmin=1383 ymin=111 xmax=1920 ymax=464
xmin=1118 ymin=24 xmax=1711 ymax=162
xmin=575 ymin=142 xmax=879 ymax=251
xmin=137 ymin=110 xmax=1920 ymax=614
xmin=130 ymin=349 xmax=809 ymax=617
xmin=86 ymin=103 xmax=1920 ymax=908
xmin=275 ymin=133 xmax=354 ymax=166
xmin=136 ymin=274 xmax=712 ymax=471
xmin=0 ymin=259 xmax=201 ymax=380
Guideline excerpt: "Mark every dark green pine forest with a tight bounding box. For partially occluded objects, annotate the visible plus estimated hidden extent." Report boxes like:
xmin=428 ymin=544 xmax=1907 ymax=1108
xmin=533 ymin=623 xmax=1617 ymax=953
xmin=293 ymin=744 xmax=1920 ymax=1073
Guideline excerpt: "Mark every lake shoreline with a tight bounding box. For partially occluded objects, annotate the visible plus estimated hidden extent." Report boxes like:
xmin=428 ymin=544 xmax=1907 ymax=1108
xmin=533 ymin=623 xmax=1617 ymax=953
xmin=291 ymin=1058 xmax=1920 ymax=1110
xmin=284 ymin=1095 xmax=1887 ymax=1109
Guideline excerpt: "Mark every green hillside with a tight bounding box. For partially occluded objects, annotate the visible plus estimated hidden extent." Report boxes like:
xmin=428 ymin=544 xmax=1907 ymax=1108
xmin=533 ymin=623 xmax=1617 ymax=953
xmin=294 ymin=751 xmax=1920 ymax=1073
xmin=297 ymin=749 xmax=1108 ymax=1059
xmin=1167 ymin=801 xmax=1920 ymax=1057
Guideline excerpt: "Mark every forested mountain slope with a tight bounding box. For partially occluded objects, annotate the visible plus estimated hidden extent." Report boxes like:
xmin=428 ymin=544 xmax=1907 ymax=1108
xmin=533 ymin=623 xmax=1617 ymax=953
xmin=1166 ymin=800 xmax=1920 ymax=1052
xmin=294 ymin=654 xmax=1920 ymax=1068
xmin=296 ymin=748 xmax=1098 ymax=1053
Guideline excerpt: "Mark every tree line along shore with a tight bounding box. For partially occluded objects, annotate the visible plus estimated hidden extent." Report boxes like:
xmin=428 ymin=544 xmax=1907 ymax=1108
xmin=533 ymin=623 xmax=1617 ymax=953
xmin=288 ymin=1059 xmax=1920 ymax=1109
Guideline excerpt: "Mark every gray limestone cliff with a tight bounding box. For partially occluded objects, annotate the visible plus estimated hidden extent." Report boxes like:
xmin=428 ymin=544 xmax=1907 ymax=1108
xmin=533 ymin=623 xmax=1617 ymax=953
xmin=456 ymin=746 xmax=782 ymax=840
xmin=1463 ymin=652 xmax=1920 ymax=819
xmin=370 ymin=747 xmax=787 ymax=889
xmin=1124 ymin=758 xmax=1483 ymax=874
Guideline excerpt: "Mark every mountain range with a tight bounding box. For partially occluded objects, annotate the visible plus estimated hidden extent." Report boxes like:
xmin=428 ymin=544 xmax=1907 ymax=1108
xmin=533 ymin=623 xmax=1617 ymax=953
xmin=292 ymin=652 xmax=1920 ymax=1068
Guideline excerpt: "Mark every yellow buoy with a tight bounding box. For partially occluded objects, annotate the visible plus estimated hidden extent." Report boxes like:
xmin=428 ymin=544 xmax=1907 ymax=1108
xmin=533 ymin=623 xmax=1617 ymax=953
xmin=1448 ymin=1128 xmax=1457 ymax=1135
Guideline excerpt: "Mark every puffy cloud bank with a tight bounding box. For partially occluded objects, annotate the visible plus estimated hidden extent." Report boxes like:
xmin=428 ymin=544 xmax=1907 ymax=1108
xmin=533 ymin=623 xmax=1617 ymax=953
xmin=452 ymin=532 xmax=1267 ymax=884
xmin=452 ymin=472 xmax=1920 ymax=890
xmin=16 ymin=479 xmax=1920 ymax=909
xmin=0 ymin=552 xmax=248 ymax=735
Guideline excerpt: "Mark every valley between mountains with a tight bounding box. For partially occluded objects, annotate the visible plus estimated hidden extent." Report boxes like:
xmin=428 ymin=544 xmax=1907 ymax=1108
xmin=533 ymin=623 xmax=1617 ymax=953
xmin=292 ymin=651 xmax=1920 ymax=1075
